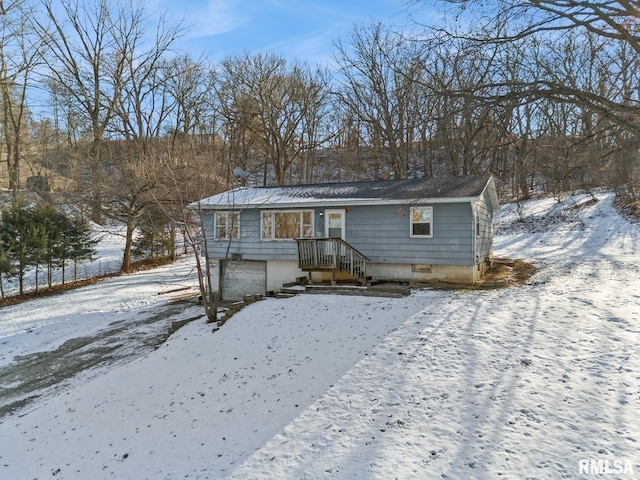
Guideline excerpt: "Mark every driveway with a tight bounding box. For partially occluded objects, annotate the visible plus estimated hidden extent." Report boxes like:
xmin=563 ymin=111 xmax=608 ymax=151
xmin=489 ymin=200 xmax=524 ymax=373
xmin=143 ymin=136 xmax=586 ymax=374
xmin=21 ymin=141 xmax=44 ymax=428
xmin=0 ymin=299 xmax=202 ymax=418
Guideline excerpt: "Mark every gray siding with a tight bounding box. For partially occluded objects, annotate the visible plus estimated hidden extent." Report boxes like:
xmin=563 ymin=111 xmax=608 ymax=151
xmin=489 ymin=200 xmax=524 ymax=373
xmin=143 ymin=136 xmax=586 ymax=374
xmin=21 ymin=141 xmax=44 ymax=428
xmin=345 ymin=203 xmax=473 ymax=266
xmin=474 ymin=188 xmax=494 ymax=262
xmin=204 ymin=202 xmax=477 ymax=266
xmin=204 ymin=209 xmax=312 ymax=261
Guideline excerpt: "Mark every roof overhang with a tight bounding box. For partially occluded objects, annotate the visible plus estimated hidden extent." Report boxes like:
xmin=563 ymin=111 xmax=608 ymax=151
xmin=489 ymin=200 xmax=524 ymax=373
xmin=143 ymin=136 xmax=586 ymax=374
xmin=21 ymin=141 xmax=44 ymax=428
xmin=189 ymin=195 xmax=486 ymax=211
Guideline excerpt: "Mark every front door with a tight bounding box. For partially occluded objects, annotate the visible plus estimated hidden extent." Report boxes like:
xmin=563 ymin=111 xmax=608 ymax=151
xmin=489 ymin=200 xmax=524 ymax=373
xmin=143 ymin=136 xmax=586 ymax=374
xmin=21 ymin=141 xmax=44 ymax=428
xmin=324 ymin=209 xmax=346 ymax=267
xmin=325 ymin=209 xmax=346 ymax=239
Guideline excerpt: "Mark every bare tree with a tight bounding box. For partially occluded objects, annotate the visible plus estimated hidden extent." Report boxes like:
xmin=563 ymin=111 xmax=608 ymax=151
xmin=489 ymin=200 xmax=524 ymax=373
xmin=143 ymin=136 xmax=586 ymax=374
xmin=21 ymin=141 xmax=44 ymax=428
xmin=333 ymin=22 xmax=428 ymax=179
xmin=215 ymin=52 xmax=333 ymax=186
xmin=33 ymin=0 xmax=120 ymax=222
xmin=106 ymin=6 xmax=185 ymax=273
xmin=145 ymin=137 xmax=225 ymax=322
xmin=35 ymin=0 xmax=185 ymax=272
xmin=162 ymin=55 xmax=212 ymax=138
xmin=34 ymin=0 xmax=178 ymax=223
xmin=416 ymin=0 xmax=640 ymax=193
xmin=0 ymin=0 xmax=41 ymax=196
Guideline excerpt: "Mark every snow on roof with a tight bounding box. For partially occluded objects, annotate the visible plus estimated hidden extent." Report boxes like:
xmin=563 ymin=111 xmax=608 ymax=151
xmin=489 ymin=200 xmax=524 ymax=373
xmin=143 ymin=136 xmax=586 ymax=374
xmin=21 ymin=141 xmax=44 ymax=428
xmin=192 ymin=174 xmax=496 ymax=209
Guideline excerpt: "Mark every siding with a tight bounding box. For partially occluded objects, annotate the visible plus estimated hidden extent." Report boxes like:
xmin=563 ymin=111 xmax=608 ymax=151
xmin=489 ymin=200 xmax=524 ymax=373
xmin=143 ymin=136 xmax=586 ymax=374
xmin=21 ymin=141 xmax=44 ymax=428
xmin=474 ymin=188 xmax=494 ymax=262
xmin=204 ymin=202 xmax=476 ymax=266
xmin=204 ymin=209 xmax=305 ymax=261
xmin=344 ymin=203 xmax=474 ymax=266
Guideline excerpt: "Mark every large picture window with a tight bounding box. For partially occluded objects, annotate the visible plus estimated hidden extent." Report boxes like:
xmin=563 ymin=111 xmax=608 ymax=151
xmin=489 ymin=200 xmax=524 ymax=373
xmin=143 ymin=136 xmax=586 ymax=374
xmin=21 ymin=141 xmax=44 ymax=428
xmin=261 ymin=210 xmax=313 ymax=240
xmin=214 ymin=211 xmax=239 ymax=240
xmin=410 ymin=206 xmax=433 ymax=238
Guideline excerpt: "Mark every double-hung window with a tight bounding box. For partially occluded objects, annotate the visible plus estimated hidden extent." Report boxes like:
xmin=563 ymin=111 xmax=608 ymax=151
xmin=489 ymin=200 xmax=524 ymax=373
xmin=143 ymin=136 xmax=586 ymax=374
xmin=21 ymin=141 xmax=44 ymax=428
xmin=214 ymin=211 xmax=239 ymax=240
xmin=410 ymin=206 xmax=433 ymax=238
xmin=261 ymin=210 xmax=314 ymax=240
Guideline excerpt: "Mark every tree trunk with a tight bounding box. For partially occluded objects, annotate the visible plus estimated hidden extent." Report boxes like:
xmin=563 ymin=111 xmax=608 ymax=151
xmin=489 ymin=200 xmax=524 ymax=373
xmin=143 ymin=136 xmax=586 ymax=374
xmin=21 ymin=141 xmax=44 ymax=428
xmin=121 ymin=216 xmax=135 ymax=273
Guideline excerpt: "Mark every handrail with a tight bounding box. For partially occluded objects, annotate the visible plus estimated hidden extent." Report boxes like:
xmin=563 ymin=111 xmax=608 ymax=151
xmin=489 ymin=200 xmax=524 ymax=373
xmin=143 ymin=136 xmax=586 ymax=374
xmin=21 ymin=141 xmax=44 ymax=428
xmin=296 ymin=238 xmax=369 ymax=285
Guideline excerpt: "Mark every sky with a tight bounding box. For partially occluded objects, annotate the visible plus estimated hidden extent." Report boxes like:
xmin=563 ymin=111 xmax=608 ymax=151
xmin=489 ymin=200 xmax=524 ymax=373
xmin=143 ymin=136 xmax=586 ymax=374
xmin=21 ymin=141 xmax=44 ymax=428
xmin=156 ymin=0 xmax=423 ymax=65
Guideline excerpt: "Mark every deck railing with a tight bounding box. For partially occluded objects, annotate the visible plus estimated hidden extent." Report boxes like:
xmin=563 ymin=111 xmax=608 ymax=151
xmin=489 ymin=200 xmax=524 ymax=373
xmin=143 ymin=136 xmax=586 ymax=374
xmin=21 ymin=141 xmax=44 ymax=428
xmin=296 ymin=238 xmax=369 ymax=285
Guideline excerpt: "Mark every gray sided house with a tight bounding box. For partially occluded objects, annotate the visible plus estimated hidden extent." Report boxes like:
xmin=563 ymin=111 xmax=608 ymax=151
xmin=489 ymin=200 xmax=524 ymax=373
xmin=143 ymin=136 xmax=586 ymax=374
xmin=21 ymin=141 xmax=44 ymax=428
xmin=191 ymin=174 xmax=499 ymax=300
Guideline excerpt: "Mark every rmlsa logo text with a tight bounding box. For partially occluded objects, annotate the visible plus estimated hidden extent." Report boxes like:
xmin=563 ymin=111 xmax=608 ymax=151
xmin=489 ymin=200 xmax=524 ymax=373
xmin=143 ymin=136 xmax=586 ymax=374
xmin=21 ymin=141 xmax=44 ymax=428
xmin=579 ymin=458 xmax=634 ymax=475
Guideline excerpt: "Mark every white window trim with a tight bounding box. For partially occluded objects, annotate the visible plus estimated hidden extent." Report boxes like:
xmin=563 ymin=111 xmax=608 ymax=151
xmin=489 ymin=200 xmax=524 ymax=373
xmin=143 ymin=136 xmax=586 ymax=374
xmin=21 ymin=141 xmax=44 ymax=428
xmin=214 ymin=211 xmax=240 ymax=240
xmin=261 ymin=209 xmax=314 ymax=241
xmin=410 ymin=206 xmax=433 ymax=239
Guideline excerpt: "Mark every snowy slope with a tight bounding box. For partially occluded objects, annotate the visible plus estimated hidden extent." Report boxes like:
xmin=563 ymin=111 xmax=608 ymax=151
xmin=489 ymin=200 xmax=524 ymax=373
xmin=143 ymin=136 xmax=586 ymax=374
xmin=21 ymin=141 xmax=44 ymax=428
xmin=0 ymin=190 xmax=638 ymax=479
xmin=0 ymin=255 xmax=198 ymax=368
xmin=230 ymin=192 xmax=640 ymax=479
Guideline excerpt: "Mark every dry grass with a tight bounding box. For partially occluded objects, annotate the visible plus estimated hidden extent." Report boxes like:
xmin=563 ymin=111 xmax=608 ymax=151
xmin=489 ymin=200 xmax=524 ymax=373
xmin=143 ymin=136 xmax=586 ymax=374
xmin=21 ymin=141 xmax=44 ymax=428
xmin=509 ymin=259 xmax=538 ymax=285
xmin=482 ymin=258 xmax=537 ymax=287
xmin=616 ymin=196 xmax=640 ymax=221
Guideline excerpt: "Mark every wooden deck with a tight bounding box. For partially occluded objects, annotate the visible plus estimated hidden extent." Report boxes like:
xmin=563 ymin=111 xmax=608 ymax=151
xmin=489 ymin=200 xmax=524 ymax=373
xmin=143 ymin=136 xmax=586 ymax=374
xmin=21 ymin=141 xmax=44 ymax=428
xmin=296 ymin=238 xmax=369 ymax=285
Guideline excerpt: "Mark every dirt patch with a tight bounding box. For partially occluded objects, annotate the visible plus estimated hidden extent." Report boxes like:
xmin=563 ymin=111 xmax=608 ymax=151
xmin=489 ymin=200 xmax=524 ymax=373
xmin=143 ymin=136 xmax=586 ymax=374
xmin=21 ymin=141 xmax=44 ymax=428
xmin=615 ymin=196 xmax=640 ymax=221
xmin=482 ymin=258 xmax=537 ymax=287
xmin=565 ymin=197 xmax=599 ymax=211
xmin=508 ymin=259 xmax=537 ymax=285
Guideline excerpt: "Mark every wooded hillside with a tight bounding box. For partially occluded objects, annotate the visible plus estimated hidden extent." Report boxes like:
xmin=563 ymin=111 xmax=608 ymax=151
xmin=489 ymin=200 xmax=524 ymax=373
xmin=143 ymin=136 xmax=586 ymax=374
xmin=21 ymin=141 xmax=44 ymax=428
xmin=1 ymin=0 xmax=639 ymax=276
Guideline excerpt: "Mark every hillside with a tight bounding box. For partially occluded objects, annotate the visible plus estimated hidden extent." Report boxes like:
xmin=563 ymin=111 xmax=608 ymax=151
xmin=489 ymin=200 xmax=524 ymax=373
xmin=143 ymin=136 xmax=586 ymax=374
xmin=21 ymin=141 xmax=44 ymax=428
xmin=0 ymin=190 xmax=638 ymax=479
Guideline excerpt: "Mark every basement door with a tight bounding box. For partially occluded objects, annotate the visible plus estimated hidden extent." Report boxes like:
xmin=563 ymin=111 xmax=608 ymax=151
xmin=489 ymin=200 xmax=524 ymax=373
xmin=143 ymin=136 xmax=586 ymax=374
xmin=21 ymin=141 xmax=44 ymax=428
xmin=220 ymin=260 xmax=266 ymax=301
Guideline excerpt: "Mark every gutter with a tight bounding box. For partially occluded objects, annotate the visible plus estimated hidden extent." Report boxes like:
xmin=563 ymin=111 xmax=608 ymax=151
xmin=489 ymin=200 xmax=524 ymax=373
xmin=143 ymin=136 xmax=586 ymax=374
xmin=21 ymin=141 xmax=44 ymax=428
xmin=191 ymin=195 xmax=485 ymax=211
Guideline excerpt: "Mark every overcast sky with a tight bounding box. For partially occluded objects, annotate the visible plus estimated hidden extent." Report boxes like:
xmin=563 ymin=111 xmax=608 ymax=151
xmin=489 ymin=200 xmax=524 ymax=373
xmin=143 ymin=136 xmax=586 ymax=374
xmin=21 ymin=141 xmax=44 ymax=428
xmin=156 ymin=0 xmax=423 ymax=65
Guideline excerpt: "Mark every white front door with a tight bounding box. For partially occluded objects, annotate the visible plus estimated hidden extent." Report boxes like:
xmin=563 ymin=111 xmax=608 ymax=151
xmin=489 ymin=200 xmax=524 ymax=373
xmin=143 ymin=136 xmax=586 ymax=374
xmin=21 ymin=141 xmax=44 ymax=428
xmin=325 ymin=209 xmax=346 ymax=239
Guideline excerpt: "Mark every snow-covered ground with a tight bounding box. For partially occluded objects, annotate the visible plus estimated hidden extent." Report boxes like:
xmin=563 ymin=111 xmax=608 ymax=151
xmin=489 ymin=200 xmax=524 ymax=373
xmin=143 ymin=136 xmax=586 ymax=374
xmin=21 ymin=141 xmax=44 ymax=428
xmin=0 ymin=191 xmax=638 ymax=479
xmin=0 ymin=253 xmax=199 ymax=369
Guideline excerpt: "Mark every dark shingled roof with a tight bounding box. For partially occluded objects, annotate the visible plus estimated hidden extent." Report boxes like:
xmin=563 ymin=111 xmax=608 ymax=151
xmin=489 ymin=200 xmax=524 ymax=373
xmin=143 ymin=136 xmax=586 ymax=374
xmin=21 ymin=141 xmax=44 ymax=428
xmin=263 ymin=174 xmax=492 ymax=200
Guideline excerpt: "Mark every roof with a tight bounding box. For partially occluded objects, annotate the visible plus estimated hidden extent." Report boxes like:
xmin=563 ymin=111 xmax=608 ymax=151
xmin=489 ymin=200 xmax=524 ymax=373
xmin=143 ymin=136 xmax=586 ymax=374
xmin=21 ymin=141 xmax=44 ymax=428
xmin=191 ymin=174 xmax=499 ymax=210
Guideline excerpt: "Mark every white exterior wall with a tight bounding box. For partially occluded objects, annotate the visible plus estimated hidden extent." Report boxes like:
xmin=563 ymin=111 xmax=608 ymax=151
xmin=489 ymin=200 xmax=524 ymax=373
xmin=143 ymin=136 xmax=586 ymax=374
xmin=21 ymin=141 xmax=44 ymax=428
xmin=205 ymin=258 xmax=220 ymax=295
xmin=214 ymin=257 xmax=481 ymax=300
xmin=212 ymin=258 xmax=305 ymax=300
xmin=367 ymin=262 xmax=476 ymax=284
xmin=309 ymin=262 xmax=477 ymax=285
xmin=266 ymin=260 xmax=306 ymax=293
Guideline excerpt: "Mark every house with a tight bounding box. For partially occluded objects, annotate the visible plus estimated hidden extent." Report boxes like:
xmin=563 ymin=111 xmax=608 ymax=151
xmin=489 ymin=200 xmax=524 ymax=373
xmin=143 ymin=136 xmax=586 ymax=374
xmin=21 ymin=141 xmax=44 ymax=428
xmin=191 ymin=174 xmax=499 ymax=300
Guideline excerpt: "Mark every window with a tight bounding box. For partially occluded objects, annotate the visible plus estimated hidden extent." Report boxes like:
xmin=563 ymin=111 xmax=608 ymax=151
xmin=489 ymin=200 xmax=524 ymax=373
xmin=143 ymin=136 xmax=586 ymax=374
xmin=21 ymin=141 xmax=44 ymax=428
xmin=214 ymin=211 xmax=239 ymax=240
xmin=262 ymin=210 xmax=314 ymax=240
xmin=410 ymin=206 xmax=433 ymax=238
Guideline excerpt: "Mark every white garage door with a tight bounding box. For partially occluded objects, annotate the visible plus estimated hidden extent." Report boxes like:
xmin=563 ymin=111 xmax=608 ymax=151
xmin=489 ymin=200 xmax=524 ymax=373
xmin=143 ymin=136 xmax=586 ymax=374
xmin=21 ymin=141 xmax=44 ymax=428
xmin=221 ymin=260 xmax=266 ymax=301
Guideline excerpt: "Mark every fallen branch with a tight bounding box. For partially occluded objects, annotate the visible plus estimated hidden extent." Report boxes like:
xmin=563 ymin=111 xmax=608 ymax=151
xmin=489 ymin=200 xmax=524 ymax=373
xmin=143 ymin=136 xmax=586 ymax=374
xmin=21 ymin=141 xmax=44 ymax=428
xmin=158 ymin=286 xmax=192 ymax=295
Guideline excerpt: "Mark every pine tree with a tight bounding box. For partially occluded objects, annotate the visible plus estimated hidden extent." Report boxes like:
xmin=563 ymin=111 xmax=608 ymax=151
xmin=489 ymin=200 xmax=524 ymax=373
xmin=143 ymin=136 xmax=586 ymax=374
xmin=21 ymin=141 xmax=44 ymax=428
xmin=0 ymin=202 xmax=98 ymax=295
